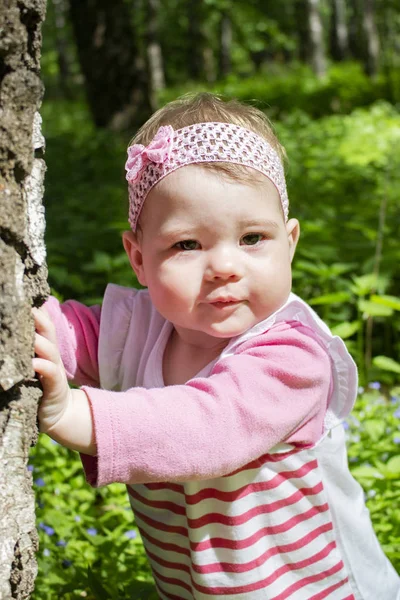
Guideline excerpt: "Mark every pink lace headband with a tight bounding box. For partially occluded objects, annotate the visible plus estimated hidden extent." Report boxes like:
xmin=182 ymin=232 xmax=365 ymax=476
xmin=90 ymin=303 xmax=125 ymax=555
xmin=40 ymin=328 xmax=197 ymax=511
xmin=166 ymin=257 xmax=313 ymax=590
xmin=125 ymin=122 xmax=289 ymax=230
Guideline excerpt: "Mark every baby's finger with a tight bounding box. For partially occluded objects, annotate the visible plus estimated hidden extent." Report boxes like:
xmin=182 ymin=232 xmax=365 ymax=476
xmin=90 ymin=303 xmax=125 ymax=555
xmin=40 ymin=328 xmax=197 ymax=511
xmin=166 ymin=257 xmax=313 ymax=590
xmin=32 ymin=356 xmax=59 ymax=381
xmin=34 ymin=332 xmax=61 ymax=365
xmin=32 ymin=307 xmax=58 ymax=344
xmin=32 ymin=357 xmax=65 ymax=405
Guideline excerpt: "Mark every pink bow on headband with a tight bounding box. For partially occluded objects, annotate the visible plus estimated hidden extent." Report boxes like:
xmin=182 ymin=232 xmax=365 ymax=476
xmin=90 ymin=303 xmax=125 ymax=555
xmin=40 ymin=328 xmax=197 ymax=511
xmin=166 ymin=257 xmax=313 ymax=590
xmin=125 ymin=125 xmax=174 ymax=184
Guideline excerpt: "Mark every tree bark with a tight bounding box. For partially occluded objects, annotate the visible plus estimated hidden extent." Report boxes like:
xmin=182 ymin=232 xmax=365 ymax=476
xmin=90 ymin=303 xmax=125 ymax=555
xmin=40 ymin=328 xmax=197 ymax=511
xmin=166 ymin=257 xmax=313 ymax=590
xmin=187 ymin=0 xmax=208 ymax=80
xmin=0 ymin=1 xmax=49 ymax=598
xmin=306 ymin=0 xmax=327 ymax=77
xmin=330 ymin=0 xmax=349 ymax=60
xmin=145 ymin=0 xmax=165 ymax=111
xmin=69 ymin=0 xmax=151 ymax=131
xmin=295 ymin=0 xmax=310 ymax=63
xmin=348 ymin=0 xmax=363 ymax=60
xmin=51 ymin=0 xmax=71 ymax=96
xmin=362 ymin=0 xmax=380 ymax=76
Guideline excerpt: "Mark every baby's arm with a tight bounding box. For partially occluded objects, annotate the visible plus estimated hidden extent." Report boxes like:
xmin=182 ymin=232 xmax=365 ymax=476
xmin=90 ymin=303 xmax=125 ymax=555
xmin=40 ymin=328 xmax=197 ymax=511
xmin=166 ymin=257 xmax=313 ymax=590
xmin=34 ymin=314 xmax=331 ymax=479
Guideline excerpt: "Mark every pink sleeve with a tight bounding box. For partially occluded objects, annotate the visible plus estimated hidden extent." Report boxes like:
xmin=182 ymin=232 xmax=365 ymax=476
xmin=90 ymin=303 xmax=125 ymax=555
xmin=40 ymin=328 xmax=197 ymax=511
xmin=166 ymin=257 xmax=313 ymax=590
xmin=45 ymin=296 xmax=101 ymax=387
xmin=81 ymin=321 xmax=332 ymax=487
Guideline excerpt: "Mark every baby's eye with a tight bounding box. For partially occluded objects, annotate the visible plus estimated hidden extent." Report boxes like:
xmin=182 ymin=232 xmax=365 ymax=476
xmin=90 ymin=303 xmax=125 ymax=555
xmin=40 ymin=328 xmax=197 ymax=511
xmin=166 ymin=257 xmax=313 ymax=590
xmin=241 ymin=233 xmax=264 ymax=246
xmin=174 ymin=240 xmax=200 ymax=251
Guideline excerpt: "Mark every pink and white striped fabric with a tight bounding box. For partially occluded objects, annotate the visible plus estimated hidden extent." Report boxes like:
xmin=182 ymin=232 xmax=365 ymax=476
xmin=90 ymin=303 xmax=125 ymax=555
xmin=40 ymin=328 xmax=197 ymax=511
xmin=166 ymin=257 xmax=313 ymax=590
xmin=128 ymin=444 xmax=354 ymax=599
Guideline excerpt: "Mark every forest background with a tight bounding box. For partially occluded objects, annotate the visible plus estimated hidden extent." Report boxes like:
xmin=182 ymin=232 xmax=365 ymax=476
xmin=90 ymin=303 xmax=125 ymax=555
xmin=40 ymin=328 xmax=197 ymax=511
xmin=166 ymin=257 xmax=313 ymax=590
xmin=30 ymin=0 xmax=400 ymax=598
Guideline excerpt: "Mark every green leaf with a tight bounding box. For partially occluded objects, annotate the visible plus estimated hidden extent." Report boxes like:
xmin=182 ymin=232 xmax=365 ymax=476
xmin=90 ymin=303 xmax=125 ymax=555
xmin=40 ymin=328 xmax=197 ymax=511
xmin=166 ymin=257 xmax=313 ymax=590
xmin=351 ymin=274 xmax=379 ymax=297
xmin=351 ymin=465 xmax=384 ymax=479
xmin=386 ymin=456 xmax=400 ymax=475
xmin=331 ymin=321 xmax=360 ymax=339
xmin=358 ymin=300 xmax=393 ymax=317
xmin=87 ymin=567 xmax=113 ymax=599
xmin=364 ymin=419 xmax=385 ymax=442
xmin=309 ymin=292 xmax=351 ymax=306
xmin=373 ymin=356 xmax=400 ymax=374
xmin=370 ymin=295 xmax=400 ymax=311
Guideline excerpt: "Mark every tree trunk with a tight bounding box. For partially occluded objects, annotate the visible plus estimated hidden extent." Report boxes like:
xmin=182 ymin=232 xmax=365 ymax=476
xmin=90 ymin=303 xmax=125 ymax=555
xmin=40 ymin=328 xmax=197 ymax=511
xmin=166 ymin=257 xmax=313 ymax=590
xmin=0 ymin=1 xmax=49 ymax=598
xmin=51 ymin=0 xmax=71 ymax=96
xmin=218 ymin=11 xmax=232 ymax=79
xmin=69 ymin=0 xmax=151 ymax=131
xmin=330 ymin=0 xmax=349 ymax=60
xmin=348 ymin=0 xmax=363 ymax=60
xmin=295 ymin=0 xmax=310 ymax=63
xmin=362 ymin=0 xmax=380 ymax=76
xmin=187 ymin=0 xmax=206 ymax=80
xmin=380 ymin=0 xmax=397 ymax=102
xmin=145 ymin=0 xmax=165 ymax=111
xmin=306 ymin=0 xmax=327 ymax=77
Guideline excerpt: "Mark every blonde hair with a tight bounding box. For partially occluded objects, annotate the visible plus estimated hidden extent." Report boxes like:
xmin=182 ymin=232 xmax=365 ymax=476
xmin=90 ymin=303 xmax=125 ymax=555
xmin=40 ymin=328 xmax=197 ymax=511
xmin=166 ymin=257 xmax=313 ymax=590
xmin=130 ymin=93 xmax=286 ymax=185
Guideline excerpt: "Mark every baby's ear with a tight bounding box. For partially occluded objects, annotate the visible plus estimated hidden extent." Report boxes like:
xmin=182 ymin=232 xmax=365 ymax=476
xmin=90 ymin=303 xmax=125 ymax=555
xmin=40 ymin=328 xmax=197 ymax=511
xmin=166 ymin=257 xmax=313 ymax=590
xmin=122 ymin=230 xmax=147 ymax=286
xmin=286 ymin=218 xmax=300 ymax=262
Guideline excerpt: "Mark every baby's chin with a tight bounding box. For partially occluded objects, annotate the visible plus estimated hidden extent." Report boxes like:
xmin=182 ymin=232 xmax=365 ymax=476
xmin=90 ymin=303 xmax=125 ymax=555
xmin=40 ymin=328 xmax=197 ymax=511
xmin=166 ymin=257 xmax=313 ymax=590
xmin=204 ymin=321 xmax=258 ymax=339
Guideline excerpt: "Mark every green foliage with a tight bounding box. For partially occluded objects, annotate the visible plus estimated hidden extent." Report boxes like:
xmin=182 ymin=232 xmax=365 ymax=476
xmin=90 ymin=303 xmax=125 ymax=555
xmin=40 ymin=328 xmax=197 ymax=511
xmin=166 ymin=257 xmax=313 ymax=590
xmin=346 ymin=386 xmax=400 ymax=571
xmin=30 ymin=436 xmax=155 ymax=600
xmin=41 ymin=100 xmax=140 ymax=303
xmin=160 ymin=63 xmax=388 ymax=120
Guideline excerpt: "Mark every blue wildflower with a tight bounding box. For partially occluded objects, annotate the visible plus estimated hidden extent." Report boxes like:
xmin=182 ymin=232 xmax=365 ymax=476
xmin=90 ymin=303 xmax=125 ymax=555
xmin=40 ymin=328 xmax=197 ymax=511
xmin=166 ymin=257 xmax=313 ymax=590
xmin=394 ymin=409 xmax=400 ymax=419
xmin=34 ymin=477 xmax=45 ymax=487
xmin=125 ymin=529 xmax=137 ymax=540
xmin=27 ymin=464 xmax=34 ymax=472
xmin=62 ymin=559 xmax=72 ymax=569
xmin=86 ymin=527 xmax=97 ymax=536
xmin=56 ymin=540 xmax=67 ymax=547
xmin=394 ymin=437 xmax=400 ymax=444
xmin=369 ymin=381 xmax=381 ymax=390
xmin=74 ymin=515 xmax=81 ymax=522
xmin=39 ymin=523 xmax=55 ymax=536
xmin=342 ymin=421 xmax=349 ymax=430
xmin=43 ymin=548 xmax=50 ymax=557
xmin=390 ymin=395 xmax=399 ymax=404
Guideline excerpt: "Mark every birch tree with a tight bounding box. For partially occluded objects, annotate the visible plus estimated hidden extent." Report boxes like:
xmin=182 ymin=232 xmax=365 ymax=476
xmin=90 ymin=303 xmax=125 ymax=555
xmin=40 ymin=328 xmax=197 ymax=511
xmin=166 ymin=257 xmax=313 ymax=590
xmin=362 ymin=0 xmax=380 ymax=76
xmin=0 ymin=0 xmax=48 ymax=598
xmin=330 ymin=0 xmax=349 ymax=60
xmin=146 ymin=0 xmax=166 ymax=111
xmin=307 ymin=0 xmax=327 ymax=77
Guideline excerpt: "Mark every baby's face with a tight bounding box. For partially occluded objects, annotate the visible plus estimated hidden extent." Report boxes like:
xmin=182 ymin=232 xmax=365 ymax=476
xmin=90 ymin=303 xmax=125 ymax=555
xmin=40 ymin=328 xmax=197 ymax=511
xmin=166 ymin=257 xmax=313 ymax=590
xmin=127 ymin=165 xmax=299 ymax=344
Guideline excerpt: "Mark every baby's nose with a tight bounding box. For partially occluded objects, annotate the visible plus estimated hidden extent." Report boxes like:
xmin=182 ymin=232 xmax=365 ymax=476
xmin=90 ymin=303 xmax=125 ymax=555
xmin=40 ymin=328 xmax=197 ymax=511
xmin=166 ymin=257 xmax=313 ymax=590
xmin=205 ymin=248 xmax=243 ymax=281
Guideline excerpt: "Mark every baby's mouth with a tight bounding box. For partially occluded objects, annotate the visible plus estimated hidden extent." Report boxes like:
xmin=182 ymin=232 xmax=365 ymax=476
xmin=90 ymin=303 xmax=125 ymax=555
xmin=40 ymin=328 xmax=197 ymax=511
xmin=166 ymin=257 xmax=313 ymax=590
xmin=209 ymin=298 xmax=242 ymax=309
